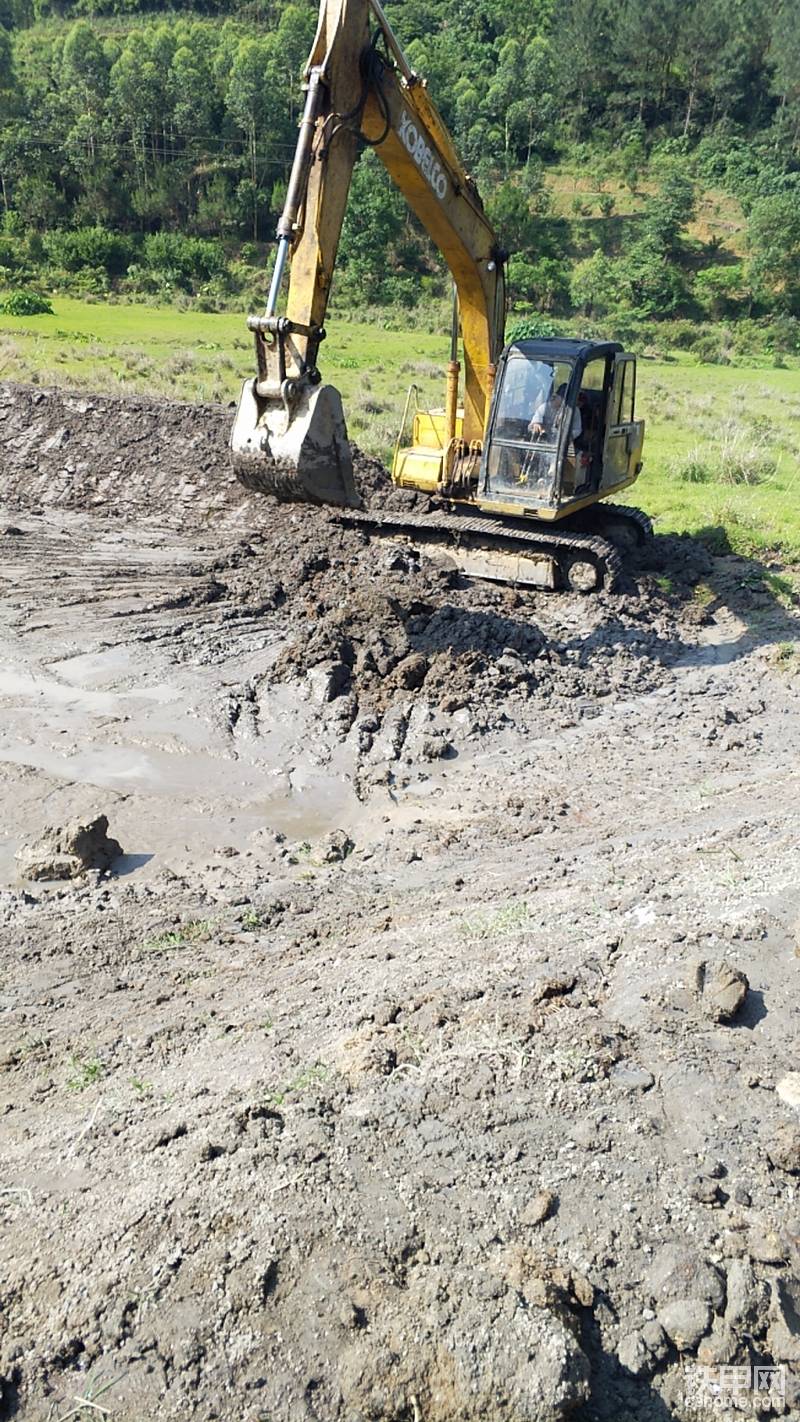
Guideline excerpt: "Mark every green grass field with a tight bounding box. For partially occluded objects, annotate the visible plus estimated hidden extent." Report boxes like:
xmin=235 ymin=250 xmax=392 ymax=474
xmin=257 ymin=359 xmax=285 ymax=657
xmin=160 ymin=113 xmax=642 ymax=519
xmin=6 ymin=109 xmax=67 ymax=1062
xmin=1 ymin=296 xmax=799 ymax=563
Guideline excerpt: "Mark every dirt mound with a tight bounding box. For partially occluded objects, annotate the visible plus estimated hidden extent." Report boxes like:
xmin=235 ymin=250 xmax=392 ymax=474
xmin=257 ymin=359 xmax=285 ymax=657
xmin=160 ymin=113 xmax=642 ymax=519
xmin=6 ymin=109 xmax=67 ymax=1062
xmin=0 ymin=382 xmax=407 ymax=519
xmin=0 ymin=381 xmax=705 ymax=744
xmin=247 ymin=526 xmax=692 ymax=731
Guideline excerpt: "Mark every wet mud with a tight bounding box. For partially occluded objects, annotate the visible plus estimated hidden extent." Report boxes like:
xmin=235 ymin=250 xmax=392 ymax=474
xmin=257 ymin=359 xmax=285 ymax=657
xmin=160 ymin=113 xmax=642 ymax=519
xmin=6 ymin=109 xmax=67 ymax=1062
xmin=1 ymin=384 xmax=800 ymax=1421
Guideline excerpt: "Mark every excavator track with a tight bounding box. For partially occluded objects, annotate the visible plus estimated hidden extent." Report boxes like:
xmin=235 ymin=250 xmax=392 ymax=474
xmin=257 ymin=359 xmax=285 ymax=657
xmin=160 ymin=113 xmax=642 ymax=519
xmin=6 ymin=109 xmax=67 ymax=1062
xmin=334 ymin=506 xmax=626 ymax=593
xmin=573 ymin=502 xmax=653 ymax=548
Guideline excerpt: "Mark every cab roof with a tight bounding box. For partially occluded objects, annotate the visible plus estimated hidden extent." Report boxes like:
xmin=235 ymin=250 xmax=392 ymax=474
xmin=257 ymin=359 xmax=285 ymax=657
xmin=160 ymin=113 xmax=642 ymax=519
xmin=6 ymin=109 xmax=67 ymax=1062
xmin=504 ymin=338 xmax=624 ymax=361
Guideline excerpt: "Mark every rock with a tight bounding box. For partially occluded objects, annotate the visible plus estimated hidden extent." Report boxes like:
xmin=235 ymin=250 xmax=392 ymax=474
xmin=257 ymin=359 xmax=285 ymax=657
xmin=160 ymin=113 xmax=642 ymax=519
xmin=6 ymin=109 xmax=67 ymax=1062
xmin=617 ymin=1331 xmax=652 ymax=1377
xmin=419 ymin=733 xmax=453 ymax=761
xmin=767 ymin=1276 xmax=800 ymax=1364
xmin=657 ymin=1299 xmax=711 ymax=1351
xmin=725 ymin=1258 xmax=769 ymax=1333
xmin=645 ymin=1244 xmax=726 ymax=1314
xmin=702 ymin=1157 xmax=725 ymax=1179
xmin=688 ymin=1175 xmax=723 ymax=1205
xmin=767 ymin=1120 xmax=800 ymax=1174
xmin=306 ymin=661 xmax=351 ymax=704
xmin=521 ymin=1191 xmax=556 ymax=1227
xmin=700 ymin=962 xmax=749 ymax=1022
xmin=312 ymin=829 xmax=354 ymax=864
xmin=610 ymin=1063 xmax=655 ymax=1091
xmin=571 ymin=1272 xmax=594 ymax=1308
xmin=530 ymin=975 xmax=576 ymax=1004
xmin=15 ymin=814 xmax=122 ymax=881
xmin=391 ymin=652 xmax=428 ymax=691
xmin=641 ymin=1320 xmax=669 ymax=1362
xmin=697 ymin=1320 xmax=738 ymax=1366
xmin=733 ymin=1185 xmax=752 ymax=1207
xmin=777 ymin=1073 xmax=800 ymax=1111
xmin=748 ymin=1227 xmax=787 ymax=1266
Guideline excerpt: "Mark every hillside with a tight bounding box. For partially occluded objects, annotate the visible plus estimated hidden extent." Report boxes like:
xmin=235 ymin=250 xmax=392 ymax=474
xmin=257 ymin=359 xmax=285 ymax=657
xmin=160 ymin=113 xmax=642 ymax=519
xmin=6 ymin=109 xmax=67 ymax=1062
xmin=0 ymin=0 xmax=796 ymax=346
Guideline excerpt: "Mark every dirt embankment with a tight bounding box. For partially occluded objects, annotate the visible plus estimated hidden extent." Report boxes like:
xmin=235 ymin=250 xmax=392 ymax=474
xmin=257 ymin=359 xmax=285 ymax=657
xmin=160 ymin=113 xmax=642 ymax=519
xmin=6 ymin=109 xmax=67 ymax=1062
xmin=1 ymin=384 xmax=800 ymax=1422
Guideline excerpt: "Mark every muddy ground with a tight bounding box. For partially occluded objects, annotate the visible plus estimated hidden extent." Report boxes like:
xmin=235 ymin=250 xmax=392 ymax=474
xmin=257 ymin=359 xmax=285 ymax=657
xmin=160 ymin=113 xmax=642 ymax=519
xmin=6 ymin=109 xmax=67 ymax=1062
xmin=1 ymin=384 xmax=800 ymax=1422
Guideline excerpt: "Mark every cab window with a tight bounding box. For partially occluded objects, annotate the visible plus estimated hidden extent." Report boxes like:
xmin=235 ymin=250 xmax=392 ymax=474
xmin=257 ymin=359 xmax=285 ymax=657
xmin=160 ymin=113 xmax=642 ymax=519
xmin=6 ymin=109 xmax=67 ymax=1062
xmin=614 ymin=361 xmax=635 ymax=425
xmin=493 ymin=355 xmax=573 ymax=445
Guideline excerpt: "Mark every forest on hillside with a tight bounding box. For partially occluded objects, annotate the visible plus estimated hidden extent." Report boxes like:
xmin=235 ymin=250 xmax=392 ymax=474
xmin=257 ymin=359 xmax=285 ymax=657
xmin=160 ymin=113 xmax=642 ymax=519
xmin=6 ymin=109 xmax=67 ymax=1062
xmin=0 ymin=0 xmax=798 ymax=349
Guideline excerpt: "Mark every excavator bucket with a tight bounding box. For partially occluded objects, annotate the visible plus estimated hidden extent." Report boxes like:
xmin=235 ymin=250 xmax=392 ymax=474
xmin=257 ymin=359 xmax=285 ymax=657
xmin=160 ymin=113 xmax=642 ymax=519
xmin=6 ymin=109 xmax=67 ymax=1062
xmin=230 ymin=378 xmax=361 ymax=508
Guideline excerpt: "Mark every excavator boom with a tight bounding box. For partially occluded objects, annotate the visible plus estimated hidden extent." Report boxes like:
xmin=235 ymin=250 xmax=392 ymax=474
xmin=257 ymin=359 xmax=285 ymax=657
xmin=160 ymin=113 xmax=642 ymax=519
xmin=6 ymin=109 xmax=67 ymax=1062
xmin=230 ymin=0 xmax=504 ymax=507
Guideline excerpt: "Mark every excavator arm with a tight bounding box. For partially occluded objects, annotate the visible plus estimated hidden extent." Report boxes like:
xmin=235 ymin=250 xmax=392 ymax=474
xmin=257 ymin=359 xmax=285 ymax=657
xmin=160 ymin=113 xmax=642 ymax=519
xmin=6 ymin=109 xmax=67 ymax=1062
xmin=230 ymin=0 xmax=505 ymax=507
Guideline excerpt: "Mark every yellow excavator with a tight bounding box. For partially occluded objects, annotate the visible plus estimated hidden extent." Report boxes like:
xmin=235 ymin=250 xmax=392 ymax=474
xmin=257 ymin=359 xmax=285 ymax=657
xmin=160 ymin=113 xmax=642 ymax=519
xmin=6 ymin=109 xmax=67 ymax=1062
xmin=230 ymin=0 xmax=649 ymax=592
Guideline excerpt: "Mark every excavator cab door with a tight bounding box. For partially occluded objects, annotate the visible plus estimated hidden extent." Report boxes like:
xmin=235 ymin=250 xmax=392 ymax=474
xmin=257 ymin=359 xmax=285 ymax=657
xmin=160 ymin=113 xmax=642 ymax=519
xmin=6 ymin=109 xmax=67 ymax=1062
xmin=602 ymin=355 xmax=644 ymax=490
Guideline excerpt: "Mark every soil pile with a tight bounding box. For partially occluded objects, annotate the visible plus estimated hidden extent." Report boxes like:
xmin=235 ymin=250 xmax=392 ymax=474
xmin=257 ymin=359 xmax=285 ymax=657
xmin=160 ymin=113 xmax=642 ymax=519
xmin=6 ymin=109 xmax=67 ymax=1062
xmin=0 ymin=381 xmax=704 ymax=735
xmin=0 ymin=382 xmax=411 ymax=519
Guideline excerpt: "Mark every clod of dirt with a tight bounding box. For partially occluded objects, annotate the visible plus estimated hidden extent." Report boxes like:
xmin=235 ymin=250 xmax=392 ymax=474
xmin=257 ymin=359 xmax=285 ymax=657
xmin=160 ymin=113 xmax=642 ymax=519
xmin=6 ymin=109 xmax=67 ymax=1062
xmin=645 ymin=1244 xmax=726 ymax=1314
xmin=657 ymin=1298 xmax=711 ymax=1351
xmin=776 ymin=1072 xmax=800 ymax=1110
xmin=768 ymin=1277 xmax=800 ymax=1364
xmin=521 ymin=1190 xmax=556 ymax=1226
xmin=767 ymin=1120 xmax=800 ymax=1174
xmin=697 ymin=1320 xmax=738 ymax=1366
xmin=312 ymin=829 xmax=354 ymax=864
xmin=698 ymin=960 xmax=749 ymax=1021
xmin=15 ymin=814 xmax=122 ymax=880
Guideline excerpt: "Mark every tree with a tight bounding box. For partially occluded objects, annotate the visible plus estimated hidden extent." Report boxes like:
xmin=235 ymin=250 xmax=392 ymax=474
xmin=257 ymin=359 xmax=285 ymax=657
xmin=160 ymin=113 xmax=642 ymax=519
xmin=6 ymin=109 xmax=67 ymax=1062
xmin=62 ymin=21 xmax=108 ymax=170
xmin=226 ymin=37 xmax=274 ymax=239
xmin=336 ymin=150 xmax=409 ymax=305
xmin=747 ymin=193 xmax=800 ymax=313
xmin=570 ymin=251 xmax=614 ymax=316
xmin=770 ymin=0 xmax=800 ymax=152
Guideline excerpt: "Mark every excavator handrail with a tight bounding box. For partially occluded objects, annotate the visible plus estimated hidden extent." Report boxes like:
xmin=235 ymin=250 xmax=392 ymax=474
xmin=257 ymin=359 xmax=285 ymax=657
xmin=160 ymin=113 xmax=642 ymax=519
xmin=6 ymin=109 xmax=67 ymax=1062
xmin=393 ymin=381 xmax=420 ymax=470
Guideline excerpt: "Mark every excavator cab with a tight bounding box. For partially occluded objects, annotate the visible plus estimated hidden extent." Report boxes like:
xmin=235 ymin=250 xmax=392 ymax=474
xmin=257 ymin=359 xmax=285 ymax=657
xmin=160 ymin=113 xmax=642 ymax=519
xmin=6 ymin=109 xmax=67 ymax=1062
xmin=479 ymin=339 xmax=645 ymax=520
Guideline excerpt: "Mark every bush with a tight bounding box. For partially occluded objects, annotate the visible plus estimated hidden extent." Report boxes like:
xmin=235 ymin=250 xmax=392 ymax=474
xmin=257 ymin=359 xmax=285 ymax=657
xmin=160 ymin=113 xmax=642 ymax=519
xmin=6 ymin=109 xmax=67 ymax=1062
xmin=693 ymin=264 xmax=748 ymax=320
xmin=142 ymin=233 xmax=228 ymax=288
xmin=657 ymin=319 xmax=700 ymax=351
xmin=672 ymin=449 xmax=713 ymax=483
xmin=0 ymin=289 xmax=53 ymax=315
xmin=506 ymin=315 xmax=558 ymax=342
xmin=692 ymin=329 xmax=734 ymax=364
xmin=43 ymin=226 xmax=135 ymax=276
xmin=0 ymin=237 xmax=23 ymax=270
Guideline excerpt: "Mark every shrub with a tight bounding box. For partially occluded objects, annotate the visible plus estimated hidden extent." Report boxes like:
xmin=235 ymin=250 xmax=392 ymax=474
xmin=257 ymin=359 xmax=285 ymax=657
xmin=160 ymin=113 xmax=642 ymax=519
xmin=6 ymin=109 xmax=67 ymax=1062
xmin=142 ymin=233 xmax=228 ymax=288
xmin=0 ymin=237 xmax=22 ymax=269
xmin=672 ymin=449 xmax=713 ymax=483
xmin=693 ymin=264 xmax=748 ymax=320
xmin=0 ymin=289 xmax=53 ymax=315
xmin=43 ymin=226 xmax=135 ymax=276
xmin=692 ymin=329 xmax=734 ymax=364
xmin=671 ymin=424 xmax=779 ymax=487
xmin=506 ymin=315 xmax=558 ymax=342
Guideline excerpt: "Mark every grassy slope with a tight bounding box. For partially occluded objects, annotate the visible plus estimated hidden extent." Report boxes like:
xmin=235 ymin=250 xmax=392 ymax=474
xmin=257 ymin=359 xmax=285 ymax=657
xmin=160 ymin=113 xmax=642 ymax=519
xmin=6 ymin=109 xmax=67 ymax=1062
xmin=1 ymin=297 xmax=798 ymax=561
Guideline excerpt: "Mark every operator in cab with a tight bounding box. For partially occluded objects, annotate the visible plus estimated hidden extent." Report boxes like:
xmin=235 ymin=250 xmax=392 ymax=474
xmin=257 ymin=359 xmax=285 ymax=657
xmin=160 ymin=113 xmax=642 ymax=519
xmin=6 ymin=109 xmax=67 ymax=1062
xmin=529 ymin=381 xmax=584 ymax=496
xmin=529 ymin=383 xmax=582 ymax=443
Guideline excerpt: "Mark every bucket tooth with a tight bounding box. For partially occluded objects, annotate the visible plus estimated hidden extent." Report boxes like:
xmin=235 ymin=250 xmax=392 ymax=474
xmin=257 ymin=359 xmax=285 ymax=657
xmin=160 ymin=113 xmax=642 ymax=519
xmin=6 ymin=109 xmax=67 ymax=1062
xmin=230 ymin=378 xmax=361 ymax=509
